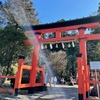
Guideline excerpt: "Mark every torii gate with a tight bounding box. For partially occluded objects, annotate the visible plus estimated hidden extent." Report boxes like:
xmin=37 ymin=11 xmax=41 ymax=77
xmin=24 ymin=15 xmax=100 ymax=100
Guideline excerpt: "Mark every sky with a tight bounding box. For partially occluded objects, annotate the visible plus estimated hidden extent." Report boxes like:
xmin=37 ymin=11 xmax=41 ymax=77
xmin=1 ymin=0 xmax=100 ymax=24
xmin=32 ymin=0 xmax=100 ymax=24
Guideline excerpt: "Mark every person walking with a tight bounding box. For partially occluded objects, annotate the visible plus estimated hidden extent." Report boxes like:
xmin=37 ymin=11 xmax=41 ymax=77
xmin=54 ymin=76 xmax=57 ymax=86
xmin=51 ymin=76 xmax=54 ymax=84
xmin=44 ymin=73 xmax=48 ymax=86
xmin=61 ymin=78 xmax=64 ymax=85
xmin=47 ymin=74 xmax=52 ymax=88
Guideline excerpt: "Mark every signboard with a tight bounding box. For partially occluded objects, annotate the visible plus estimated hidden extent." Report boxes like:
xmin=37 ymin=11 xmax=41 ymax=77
xmin=90 ymin=61 xmax=100 ymax=70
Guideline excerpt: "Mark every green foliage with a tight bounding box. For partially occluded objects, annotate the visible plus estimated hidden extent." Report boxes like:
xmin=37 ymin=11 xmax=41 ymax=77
xmin=0 ymin=25 xmax=32 ymax=75
xmin=0 ymin=0 xmax=40 ymax=76
xmin=87 ymin=28 xmax=100 ymax=62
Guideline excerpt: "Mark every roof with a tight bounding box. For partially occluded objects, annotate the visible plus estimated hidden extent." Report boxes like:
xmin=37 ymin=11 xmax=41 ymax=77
xmin=23 ymin=15 xmax=100 ymax=31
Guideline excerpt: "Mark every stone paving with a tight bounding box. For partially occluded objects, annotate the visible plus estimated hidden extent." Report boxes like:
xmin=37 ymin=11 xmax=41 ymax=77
xmin=1 ymin=85 xmax=78 ymax=100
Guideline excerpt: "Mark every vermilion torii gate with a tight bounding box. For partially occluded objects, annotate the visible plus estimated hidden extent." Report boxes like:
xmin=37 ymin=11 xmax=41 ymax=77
xmin=24 ymin=15 xmax=100 ymax=100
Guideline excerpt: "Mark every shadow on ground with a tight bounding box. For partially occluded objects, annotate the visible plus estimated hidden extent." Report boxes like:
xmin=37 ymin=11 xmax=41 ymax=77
xmin=0 ymin=85 xmax=78 ymax=100
xmin=32 ymin=85 xmax=78 ymax=100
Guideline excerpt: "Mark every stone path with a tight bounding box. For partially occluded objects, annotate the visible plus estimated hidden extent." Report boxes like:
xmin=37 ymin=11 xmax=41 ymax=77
xmin=1 ymin=85 xmax=78 ymax=100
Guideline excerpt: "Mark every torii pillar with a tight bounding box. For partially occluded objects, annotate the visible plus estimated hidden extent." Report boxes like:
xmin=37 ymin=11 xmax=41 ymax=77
xmin=28 ymin=32 xmax=41 ymax=93
xmin=78 ymin=27 xmax=89 ymax=100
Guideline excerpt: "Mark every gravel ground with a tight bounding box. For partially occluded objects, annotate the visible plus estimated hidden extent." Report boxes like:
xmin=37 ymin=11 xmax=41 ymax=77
xmin=0 ymin=85 xmax=78 ymax=100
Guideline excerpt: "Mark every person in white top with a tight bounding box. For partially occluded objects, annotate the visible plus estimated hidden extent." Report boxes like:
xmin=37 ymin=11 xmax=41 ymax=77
xmin=54 ymin=76 xmax=57 ymax=86
xmin=44 ymin=73 xmax=48 ymax=85
xmin=51 ymin=76 xmax=54 ymax=84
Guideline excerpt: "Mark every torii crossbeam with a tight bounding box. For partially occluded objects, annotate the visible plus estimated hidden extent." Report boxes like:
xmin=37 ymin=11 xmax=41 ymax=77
xmin=24 ymin=15 xmax=100 ymax=100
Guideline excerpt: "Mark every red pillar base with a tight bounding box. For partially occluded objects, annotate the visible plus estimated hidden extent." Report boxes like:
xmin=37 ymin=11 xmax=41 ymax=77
xmin=14 ymin=88 xmax=20 ymax=96
xmin=78 ymin=94 xmax=83 ymax=100
xmin=86 ymin=91 xmax=89 ymax=98
xmin=28 ymin=87 xmax=35 ymax=94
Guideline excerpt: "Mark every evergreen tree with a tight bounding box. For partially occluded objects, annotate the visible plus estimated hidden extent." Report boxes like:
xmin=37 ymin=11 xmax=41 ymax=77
xmin=0 ymin=0 xmax=39 ymax=75
xmin=22 ymin=0 xmax=39 ymax=25
xmin=87 ymin=3 xmax=100 ymax=62
xmin=0 ymin=0 xmax=39 ymax=28
xmin=0 ymin=25 xmax=32 ymax=75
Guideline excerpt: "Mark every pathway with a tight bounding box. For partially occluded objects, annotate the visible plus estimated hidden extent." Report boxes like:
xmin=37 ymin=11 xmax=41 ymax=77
xmin=1 ymin=85 xmax=78 ymax=100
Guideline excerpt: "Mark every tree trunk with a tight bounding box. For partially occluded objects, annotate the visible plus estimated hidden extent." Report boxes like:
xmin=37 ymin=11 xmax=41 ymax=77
xmin=6 ymin=65 xmax=10 ymax=76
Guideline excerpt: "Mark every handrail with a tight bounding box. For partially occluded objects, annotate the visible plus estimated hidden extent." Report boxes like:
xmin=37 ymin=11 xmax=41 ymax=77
xmin=22 ymin=65 xmax=32 ymax=70
xmin=85 ymin=80 xmax=100 ymax=84
xmin=0 ymin=88 xmax=14 ymax=93
xmin=18 ymin=83 xmax=30 ymax=88
xmin=86 ymin=98 xmax=99 ymax=100
xmin=1 ymin=76 xmax=16 ymax=79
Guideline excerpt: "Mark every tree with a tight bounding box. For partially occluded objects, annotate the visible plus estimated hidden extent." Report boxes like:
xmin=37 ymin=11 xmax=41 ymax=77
xmin=22 ymin=0 xmax=39 ymax=25
xmin=0 ymin=11 xmax=6 ymax=28
xmin=0 ymin=25 xmax=32 ymax=75
xmin=41 ymin=50 xmax=67 ymax=77
xmin=87 ymin=3 xmax=100 ymax=62
xmin=0 ymin=0 xmax=39 ymax=28
xmin=0 ymin=0 xmax=39 ymax=75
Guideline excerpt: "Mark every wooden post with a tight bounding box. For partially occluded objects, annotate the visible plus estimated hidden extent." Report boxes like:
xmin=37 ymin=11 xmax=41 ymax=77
xmin=0 ymin=73 xmax=2 ymax=83
xmin=77 ymin=53 xmax=84 ymax=100
xmin=29 ymin=33 xmax=41 ymax=93
xmin=78 ymin=27 xmax=90 ymax=98
xmin=41 ymin=64 xmax=46 ymax=86
xmin=14 ymin=55 xmax=25 ymax=96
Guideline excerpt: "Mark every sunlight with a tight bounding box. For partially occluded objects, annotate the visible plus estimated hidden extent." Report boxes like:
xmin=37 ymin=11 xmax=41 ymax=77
xmin=7 ymin=0 xmax=68 ymax=99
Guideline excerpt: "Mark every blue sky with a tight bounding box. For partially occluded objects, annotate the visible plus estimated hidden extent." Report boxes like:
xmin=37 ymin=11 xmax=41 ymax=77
xmin=32 ymin=0 xmax=100 ymax=24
